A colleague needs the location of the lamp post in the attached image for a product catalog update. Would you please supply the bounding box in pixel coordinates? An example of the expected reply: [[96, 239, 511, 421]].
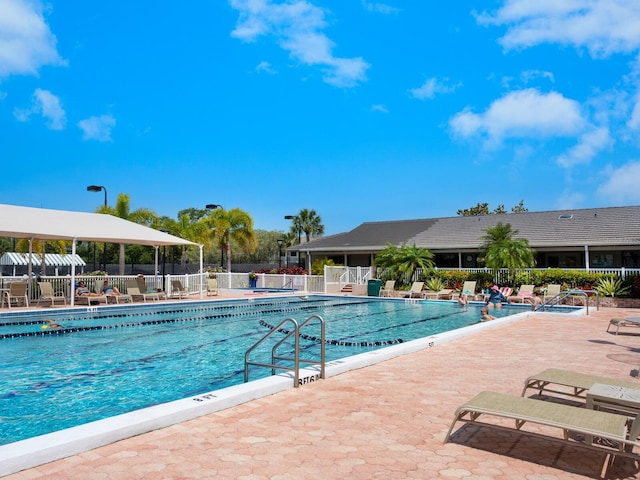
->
[[206, 204, 224, 267], [160, 229, 169, 291], [285, 214, 301, 267], [277, 238, 284, 268], [87, 185, 108, 272]]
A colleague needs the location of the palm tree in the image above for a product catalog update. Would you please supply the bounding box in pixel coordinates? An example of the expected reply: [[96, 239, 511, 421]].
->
[[208, 207, 257, 272], [480, 222, 535, 282], [170, 213, 210, 273], [374, 243, 434, 286], [16, 239, 69, 276], [96, 193, 158, 274], [292, 209, 324, 243]]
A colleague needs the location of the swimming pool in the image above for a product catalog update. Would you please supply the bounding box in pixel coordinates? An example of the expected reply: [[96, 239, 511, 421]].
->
[[0, 296, 528, 447]]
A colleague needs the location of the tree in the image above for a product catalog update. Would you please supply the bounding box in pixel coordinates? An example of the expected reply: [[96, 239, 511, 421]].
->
[[291, 208, 325, 243], [208, 207, 257, 272], [95, 193, 159, 274], [479, 222, 536, 281], [457, 200, 528, 216], [374, 243, 434, 286], [170, 213, 210, 273]]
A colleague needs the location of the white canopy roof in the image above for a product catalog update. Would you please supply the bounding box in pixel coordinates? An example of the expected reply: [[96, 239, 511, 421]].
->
[[0, 204, 196, 247]]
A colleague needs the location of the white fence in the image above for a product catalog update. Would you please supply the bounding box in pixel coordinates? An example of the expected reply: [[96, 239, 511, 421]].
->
[[1, 272, 326, 303]]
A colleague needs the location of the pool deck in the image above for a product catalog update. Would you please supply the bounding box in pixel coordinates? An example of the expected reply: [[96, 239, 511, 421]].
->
[[2, 298, 640, 479]]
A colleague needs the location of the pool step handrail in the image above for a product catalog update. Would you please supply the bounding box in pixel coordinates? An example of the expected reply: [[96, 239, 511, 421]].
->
[[244, 314, 325, 388], [536, 289, 597, 315]]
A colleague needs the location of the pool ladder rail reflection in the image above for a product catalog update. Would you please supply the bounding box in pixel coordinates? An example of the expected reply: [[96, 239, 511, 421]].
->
[[244, 314, 326, 388]]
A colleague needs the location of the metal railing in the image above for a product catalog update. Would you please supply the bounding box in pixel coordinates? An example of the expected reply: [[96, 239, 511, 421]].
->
[[244, 314, 326, 388]]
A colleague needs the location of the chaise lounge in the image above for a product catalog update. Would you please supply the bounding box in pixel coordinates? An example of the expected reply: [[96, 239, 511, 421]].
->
[[607, 317, 640, 335], [444, 391, 640, 463], [521, 367, 640, 399]]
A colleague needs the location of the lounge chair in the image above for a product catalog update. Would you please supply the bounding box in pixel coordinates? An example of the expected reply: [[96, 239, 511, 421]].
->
[[607, 317, 640, 335], [543, 284, 561, 302], [207, 278, 219, 296], [74, 281, 109, 305], [379, 280, 396, 297], [2, 282, 29, 308], [403, 281, 424, 298], [458, 281, 477, 301], [171, 280, 189, 299], [126, 280, 161, 302], [508, 284, 534, 303], [522, 368, 640, 399], [422, 288, 455, 300], [498, 287, 513, 298], [36, 281, 66, 307], [444, 391, 640, 462], [135, 278, 167, 299]]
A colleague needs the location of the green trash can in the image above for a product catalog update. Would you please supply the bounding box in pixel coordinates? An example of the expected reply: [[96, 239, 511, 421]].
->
[[367, 279, 382, 296]]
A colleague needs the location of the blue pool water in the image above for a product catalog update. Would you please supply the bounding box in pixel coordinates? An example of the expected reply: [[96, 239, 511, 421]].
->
[[0, 296, 519, 446]]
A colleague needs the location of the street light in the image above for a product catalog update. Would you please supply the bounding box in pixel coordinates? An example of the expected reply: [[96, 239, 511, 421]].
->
[[206, 204, 224, 267], [87, 185, 108, 272], [285, 214, 301, 267], [277, 238, 284, 268], [160, 229, 169, 291]]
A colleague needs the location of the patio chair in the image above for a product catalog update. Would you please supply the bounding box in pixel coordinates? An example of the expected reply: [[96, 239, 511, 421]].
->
[[521, 368, 640, 399], [379, 280, 396, 297], [207, 278, 219, 296], [607, 317, 640, 335], [37, 281, 66, 307], [3, 282, 29, 309], [444, 391, 640, 465], [126, 280, 161, 302], [508, 285, 534, 303], [543, 284, 561, 302], [74, 281, 109, 306], [171, 280, 189, 299], [135, 277, 167, 299], [458, 281, 477, 301], [403, 281, 424, 298]]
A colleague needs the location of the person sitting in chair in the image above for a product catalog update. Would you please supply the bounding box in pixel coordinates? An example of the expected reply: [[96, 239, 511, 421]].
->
[[102, 280, 121, 295], [76, 281, 101, 297]]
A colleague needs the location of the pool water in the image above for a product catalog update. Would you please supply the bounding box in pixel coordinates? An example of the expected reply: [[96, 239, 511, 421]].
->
[[0, 296, 516, 445]]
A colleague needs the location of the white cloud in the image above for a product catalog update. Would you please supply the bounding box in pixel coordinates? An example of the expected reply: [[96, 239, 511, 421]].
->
[[230, 0, 369, 88], [597, 161, 640, 203], [78, 114, 116, 142], [409, 77, 460, 100], [361, 1, 399, 15], [370, 104, 388, 113], [556, 127, 612, 167], [476, 0, 640, 58], [0, 0, 66, 78], [255, 60, 276, 74], [12, 88, 66, 129], [449, 88, 585, 146]]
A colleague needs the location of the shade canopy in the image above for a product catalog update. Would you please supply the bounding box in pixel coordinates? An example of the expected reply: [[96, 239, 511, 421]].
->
[[0, 204, 196, 247], [0, 252, 86, 267]]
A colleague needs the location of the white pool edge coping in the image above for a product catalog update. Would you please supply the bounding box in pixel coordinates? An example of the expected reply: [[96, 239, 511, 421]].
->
[[0, 306, 584, 477]]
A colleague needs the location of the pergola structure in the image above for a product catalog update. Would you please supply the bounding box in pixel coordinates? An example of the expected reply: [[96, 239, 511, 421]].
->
[[0, 204, 202, 304]]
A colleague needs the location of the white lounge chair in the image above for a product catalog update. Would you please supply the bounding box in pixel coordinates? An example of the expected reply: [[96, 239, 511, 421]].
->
[[37, 282, 66, 307]]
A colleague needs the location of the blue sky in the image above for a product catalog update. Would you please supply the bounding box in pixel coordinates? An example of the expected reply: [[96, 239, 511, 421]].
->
[[2, 1, 640, 236]]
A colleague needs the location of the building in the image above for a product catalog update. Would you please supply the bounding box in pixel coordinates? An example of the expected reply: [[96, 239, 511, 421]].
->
[[288, 205, 640, 270]]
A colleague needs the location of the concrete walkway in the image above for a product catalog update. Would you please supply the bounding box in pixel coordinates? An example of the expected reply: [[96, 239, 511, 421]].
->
[[4, 306, 640, 479]]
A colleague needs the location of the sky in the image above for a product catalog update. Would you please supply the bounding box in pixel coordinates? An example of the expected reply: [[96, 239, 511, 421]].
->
[[2, 0, 640, 236]]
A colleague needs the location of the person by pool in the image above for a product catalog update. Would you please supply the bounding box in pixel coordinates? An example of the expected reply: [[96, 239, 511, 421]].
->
[[480, 307, 497, 321], [102, 280, 122, 295], [42, 319, 64, 329], [76, 281, 102, 297], [486, 285, 509, 309]]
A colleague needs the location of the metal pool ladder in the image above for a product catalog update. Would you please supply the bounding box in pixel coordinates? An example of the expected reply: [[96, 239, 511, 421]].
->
[[244, 314, 326, 388]]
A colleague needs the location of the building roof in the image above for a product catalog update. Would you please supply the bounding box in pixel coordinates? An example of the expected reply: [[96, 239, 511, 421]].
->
[[290, 205, 640, 253]]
